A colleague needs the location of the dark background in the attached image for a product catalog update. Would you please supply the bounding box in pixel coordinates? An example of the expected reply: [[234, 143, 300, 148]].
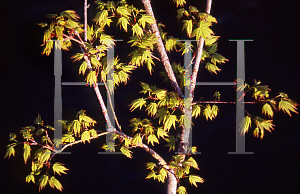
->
[[0, 0, 299, 193]]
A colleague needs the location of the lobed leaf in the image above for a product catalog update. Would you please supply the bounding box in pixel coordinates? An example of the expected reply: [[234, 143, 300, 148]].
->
[[38, 175, 49, 192], [146, 162, 157, 170], [129, 98, 147, 111], [156, 127, 168, 139], [182, 20, 193, 37], [132, 23, 143, 37], [278, 99, 298, 117], [23, 143, 31, 164], [177, 186, 187, 194], [49, 176, 63, 192], [147, 134, 159, 146], [189, 175, 204, 187], [120, 146, 133, 158], [53, 162, 69, 176], [4, 145, 15, 159], [25, 173, 35, 183], [132, 133, 142, 146], [164, 114, 177, 131], [205, 62, 221, 74], [81, 131, 91, 144], [146, 102, 157, 117], [262, 103, 274, 118]]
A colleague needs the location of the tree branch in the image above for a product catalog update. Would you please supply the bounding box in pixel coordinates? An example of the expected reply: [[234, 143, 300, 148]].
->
[[141, 0, 184, 98], [190, 0, 212, 97]]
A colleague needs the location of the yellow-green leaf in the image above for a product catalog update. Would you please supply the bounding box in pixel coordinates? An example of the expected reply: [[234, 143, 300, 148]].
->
[[117, 17, 129, 32], [62, 133, 75, 143], [164, 114, 177, 131], [205, 62, 221, 74], [25, 173, 35, 183], [192, 104, 201, 118], [53, 162, 69, 176], [132, 133, 142, 146], [240, 116, 252, 135], [182, 20, 192, 37], [211, 53, 228, 65], [132, 23, 143, 37], [81, 131, 91, 144], [116, 6, 130, 17], [38, 175, 49, 191], [85, 71, 97, 86], [89, 129, 98, 138], [129, 98, 147, 111], [158, 168, 167, 182], [146, 102, 157, 117], [147, 134, 159, 146], [278, 99, 298, 117], [192, 20, 213, 40], [146, 162, 156, 170], [120, 146, 133, 158], [4, 145, 15, 159], [39, 149, 51, 165], [177, 186, 187, 194], [189, 175, 204, 187], [49, 176, 63, 192], [157, 127, 168, 139], [79, 61, 87, 75], [23, 143, 31, 164], [262, 103, 274, 118]]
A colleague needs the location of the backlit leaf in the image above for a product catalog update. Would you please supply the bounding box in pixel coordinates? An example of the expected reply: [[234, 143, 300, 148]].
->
[[25, 173, 35, 183], [48, 176, 63, 192], [192, 20, 213, 40], [164, 114, 177, 131], [146, 102, 157, 117], [120, 146, 133, 158], [240, 116, 252, 135], [53, 162, 69, 176], [62, 133, 75, 143], [278, 99, 298, 117], [81, 131, 91, 144], [89, 129, 98, 138], [132, 23, 143, 37], [23, 143, 31, 164], [205, 62, 221, 74], [157, 127, 168, 139], [4, 145, 15, 159], [158, 168, 167, 183], [185, 157, 199, 170], [179, 114, 192, 129], [262, 103, 274, 118], [129, 98, 147, 111], [189, 175, 204, 187], [116, 6, 130, 17], [146, 171, 156, 179], [38, 175, 49, 192], [140, 15, 155, 28], [132, 133, 142, 146], [211, 53, 228, 65], [146, 162, 157, 170], [182, 20, 192, 37], [117, 17, 129, 32], [85, 71, 97, 87], [192, 104, 201, 118], [177, 186, 187, 194], [173, 0, 186, 7], [79, 61, 87, 75], [147, 134, 159, 146], [39, 149, 51, 165]]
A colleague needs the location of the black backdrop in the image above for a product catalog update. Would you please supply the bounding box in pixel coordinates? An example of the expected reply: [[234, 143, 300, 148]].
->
[[0, 0, 299, 193]]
